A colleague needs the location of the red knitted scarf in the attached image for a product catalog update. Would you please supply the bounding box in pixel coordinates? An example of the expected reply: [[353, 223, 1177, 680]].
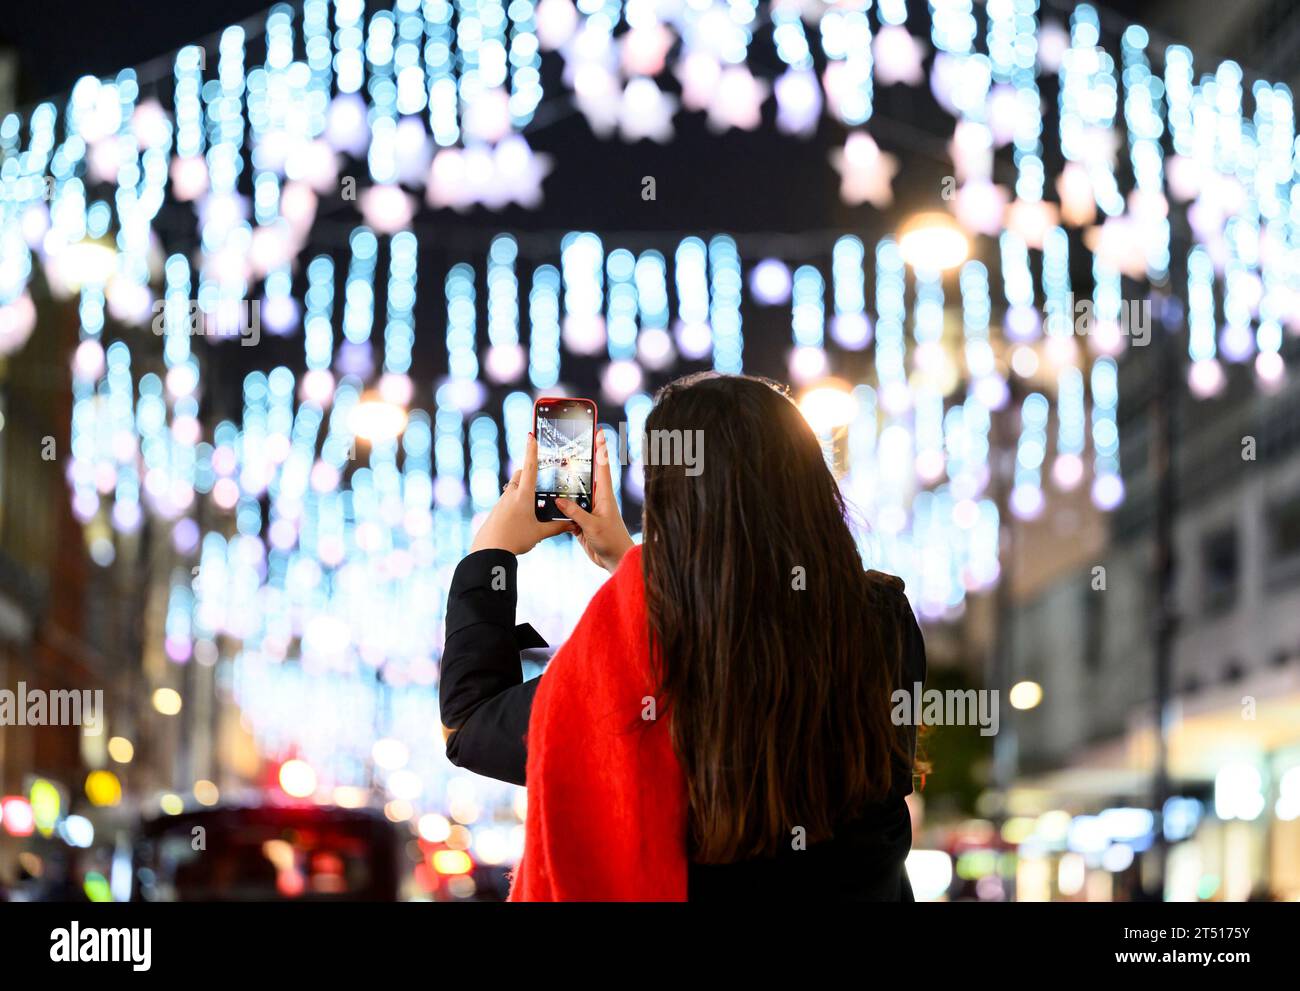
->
[[509, 544, 688, 901]]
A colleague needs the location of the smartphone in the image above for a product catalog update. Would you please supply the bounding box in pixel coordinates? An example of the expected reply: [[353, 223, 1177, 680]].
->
[[533, 397, 597, 522]]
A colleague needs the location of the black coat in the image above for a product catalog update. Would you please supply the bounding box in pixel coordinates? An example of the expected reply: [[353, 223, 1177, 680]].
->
[[439, 549, 927, 901]]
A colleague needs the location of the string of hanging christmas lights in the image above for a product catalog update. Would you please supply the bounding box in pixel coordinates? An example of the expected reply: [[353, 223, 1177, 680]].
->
[[1, 0, 1298, 834]]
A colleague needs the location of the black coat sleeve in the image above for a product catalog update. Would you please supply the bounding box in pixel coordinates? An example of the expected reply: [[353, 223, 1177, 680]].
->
[[439, 549, 547, 786]]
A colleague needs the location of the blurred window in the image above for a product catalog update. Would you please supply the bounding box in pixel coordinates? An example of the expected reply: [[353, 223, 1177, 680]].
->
[[1201, 526, 1239, 615], [1266, 496, 1300, 591]]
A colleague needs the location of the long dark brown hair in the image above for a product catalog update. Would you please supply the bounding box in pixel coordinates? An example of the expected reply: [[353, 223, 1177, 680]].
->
[[641, 372, 912, 863]]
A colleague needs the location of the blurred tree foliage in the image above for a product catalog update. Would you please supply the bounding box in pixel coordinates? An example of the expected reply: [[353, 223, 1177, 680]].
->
[[913, 665, 994, 818]]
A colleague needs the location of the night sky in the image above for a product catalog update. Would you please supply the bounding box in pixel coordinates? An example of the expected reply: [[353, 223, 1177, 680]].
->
[[1, 1, 1174, 101], [0, 0, 1180, 415]]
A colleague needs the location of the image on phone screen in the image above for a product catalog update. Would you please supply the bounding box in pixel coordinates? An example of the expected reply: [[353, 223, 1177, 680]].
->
[[534, 399, 596, 521]]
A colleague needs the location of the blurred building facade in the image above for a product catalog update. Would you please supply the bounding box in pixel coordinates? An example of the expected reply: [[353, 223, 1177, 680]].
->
[[982, 0, 1300, 905], [0, 290, 250, 895], [1003, 352, 1300, 901]]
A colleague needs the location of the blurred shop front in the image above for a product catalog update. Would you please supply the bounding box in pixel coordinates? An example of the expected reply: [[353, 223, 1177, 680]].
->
[[1000, 665, 1300, 902]]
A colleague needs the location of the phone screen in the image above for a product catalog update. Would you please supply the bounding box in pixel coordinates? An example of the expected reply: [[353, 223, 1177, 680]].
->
[[533, 398, 596, 521]]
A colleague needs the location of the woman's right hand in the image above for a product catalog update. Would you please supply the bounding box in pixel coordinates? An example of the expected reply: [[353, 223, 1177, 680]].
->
[[470, 433, 573, 556], [556, 430, 635, 574]]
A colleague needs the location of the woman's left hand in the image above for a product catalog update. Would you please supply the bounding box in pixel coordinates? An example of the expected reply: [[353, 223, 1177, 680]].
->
[[470, 432, 575, 556], [554, 430, 634, 574]]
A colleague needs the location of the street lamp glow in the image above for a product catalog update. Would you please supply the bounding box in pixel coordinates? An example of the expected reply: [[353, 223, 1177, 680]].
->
[[152, 688, 183, 715], [799, 379, 857, 433], [898, 212, 970, 272], [1009, 680, 1043, 710], [350, 392, 408, 443], [107, 736, 134, 763], [59, 239, 119, 289], [418, 813, 452, 842], [279, 759, 317, 799]]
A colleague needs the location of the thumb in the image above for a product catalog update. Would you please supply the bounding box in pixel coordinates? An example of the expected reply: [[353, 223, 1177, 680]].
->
[[537, 520, 573, 540], [555, 497, 595, 528]]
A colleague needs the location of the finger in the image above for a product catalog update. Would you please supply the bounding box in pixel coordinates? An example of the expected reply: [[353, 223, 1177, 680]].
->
[[537, 520, 571, 540], [555, 497, 595, 528], [522, 432, 539, 491], [503, 469, 523, 492], [592, 431, 617, 511]]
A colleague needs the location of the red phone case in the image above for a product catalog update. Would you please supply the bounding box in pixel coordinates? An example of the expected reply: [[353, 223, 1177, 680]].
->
[[532, 397, 598, 522]]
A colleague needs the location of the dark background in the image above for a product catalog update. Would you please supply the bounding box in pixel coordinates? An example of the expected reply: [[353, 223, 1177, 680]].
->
[[0, 0, 1158, 102], [0, 0, 1160, 236], [0, 0, 1199, 473]]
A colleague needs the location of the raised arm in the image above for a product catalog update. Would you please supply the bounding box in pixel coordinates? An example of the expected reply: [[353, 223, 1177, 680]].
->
[[439, 549, 546, 786], [442, 428, 633, 785]]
